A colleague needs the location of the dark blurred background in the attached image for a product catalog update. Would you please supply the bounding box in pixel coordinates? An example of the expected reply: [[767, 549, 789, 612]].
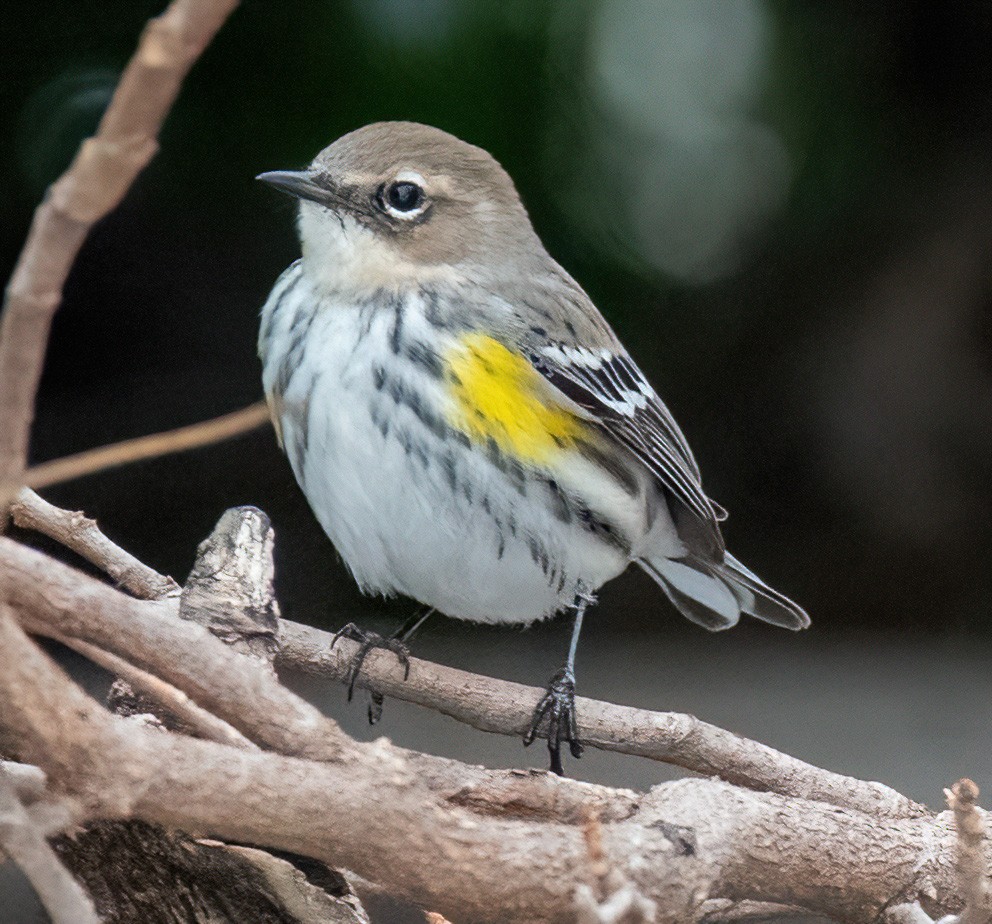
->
[[2, 0, 992, 918]]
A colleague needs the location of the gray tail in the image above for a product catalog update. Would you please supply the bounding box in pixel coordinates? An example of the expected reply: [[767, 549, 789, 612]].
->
[[639, 552, 810, 632]]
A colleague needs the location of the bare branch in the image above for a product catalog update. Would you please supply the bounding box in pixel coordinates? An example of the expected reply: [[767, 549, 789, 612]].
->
[[277, 618, 922, 818], [0, 0, 241, 521], [0, 608, 672, 923], [4, 500, 980, 921], [0, 535, 353, 762], [51, 627, 257, 750], [33, 507, 273, 750], [41, 506, 361, 924], [23, 400, 270, 492], [11, 488, 180, 599], [0, 607, 983, 924], [0, 493, 922, 818]]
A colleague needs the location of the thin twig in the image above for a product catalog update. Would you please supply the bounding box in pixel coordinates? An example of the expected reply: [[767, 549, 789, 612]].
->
[[11, 487, 180, 599], [0, 670, 100, 924], [945, 779, 991, 924], [0, 0, 241, 521], [23, 400, 270, 491]]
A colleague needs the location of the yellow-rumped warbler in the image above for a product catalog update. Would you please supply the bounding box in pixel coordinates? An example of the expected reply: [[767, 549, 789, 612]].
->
[[257, 122, 809, 773]]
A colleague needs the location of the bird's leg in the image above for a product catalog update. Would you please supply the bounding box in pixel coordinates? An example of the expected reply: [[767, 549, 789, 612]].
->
[[524, 591, 592, 775], [330, 608, 433, 723]]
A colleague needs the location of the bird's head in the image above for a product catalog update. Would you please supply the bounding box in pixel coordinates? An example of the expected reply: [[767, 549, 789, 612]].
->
[[258, 122, 541, 293]]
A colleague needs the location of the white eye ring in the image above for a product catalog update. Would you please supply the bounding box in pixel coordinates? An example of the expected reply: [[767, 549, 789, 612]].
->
[[380, 171, 429, 221]]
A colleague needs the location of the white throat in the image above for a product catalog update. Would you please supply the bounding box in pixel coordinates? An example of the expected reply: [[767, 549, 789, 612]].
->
[[297, 202, 461, 294]]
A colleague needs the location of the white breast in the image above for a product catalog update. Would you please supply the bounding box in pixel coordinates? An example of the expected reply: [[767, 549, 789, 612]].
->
[[259, 268, 646, 623]]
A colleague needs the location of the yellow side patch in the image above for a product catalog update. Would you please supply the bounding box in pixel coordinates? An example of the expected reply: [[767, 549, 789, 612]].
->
[[444, 333, 585, 464]]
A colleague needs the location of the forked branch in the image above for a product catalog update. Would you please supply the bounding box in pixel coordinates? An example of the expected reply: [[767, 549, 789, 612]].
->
[[2, 506, 920, 819], [0, 603, 983, 924], [1, 502, 988, 922]]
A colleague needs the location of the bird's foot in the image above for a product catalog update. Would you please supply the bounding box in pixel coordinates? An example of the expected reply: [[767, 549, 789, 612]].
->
[[523, 665, 583, 775], [330, 623, 411, 724]]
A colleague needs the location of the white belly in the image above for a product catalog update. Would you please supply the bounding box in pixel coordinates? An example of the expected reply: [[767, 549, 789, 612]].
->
[[260, 269, 654, 624]]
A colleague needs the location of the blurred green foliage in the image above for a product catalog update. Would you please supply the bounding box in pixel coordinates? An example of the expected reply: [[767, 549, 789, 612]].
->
[[2, 0, 991, 635]]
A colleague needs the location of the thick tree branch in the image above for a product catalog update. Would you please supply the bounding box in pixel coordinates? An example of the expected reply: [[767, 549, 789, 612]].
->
[[0, 607, 983, 923], [51, 626, 258, 750], [2, 506, 989, 919], [6, 494, 923, 819], [41, 507, 363, 923], [0, 0, 240, 520], [277, 618, 922, 819], [0, 536, 353, 763]]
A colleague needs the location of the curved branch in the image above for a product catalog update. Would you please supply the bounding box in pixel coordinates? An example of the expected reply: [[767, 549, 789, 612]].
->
[[0, 0, 240, 520]]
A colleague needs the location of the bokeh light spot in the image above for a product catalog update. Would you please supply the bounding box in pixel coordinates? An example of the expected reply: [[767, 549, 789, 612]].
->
[[16, 67, 118, 196]]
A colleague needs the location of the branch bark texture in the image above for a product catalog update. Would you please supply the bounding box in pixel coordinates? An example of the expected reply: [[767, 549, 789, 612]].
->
[[11, 488, 180, 599], [0, 753, 99, 924], [0, 605, 982, 923], [1, 504, 988, 921], [277, 618, 922, 819], [0, 528, 921, 821]]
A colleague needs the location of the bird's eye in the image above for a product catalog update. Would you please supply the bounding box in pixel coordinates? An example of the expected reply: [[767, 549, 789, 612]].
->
[[385, 181, 424, 213]]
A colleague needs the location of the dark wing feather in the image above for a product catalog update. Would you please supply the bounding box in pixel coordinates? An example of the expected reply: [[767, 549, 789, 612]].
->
[[531, 344, 725, 552]]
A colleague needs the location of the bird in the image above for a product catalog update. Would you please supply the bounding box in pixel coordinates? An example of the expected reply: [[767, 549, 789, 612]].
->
[[257, 121, 809, 774]]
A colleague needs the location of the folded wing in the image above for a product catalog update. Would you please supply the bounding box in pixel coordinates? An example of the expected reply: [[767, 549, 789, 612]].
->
[[528, 342, 809, 632], [530, 343, 724, 552]]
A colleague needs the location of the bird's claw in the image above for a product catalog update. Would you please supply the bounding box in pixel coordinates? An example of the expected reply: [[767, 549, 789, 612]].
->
[[330, 622, 411, 723], [524, 666, 583, 775]]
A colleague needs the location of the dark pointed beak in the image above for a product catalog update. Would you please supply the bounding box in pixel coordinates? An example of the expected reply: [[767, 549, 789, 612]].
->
[[256, 170, 334, 207]]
